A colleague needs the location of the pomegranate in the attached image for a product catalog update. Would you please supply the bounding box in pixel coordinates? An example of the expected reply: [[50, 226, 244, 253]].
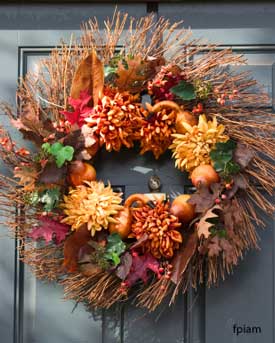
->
[[68, 161, 96, 186], [191, 164, 220, 188], [170, 194, 195, 224]]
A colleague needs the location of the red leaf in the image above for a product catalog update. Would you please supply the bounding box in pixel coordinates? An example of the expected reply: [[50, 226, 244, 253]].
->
[[125, 252, 160, 286], [61, 90, 93, 127], [29, 216, 69, 244], [170, 231, 198, 284]]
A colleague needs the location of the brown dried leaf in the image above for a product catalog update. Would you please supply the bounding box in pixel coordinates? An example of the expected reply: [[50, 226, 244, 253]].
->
[[116, 55, 158, 93], [188, 183, 221, 213], [70, 50, 104, 106], [233, 143, 254, 169], [14, 166, 38, 191], [11, 104, 51, 145], [219, 238, 237, 264], [171, 231, 198, 284], [197, 205, 221, 239], [226, 174, 247, 199], [207, 236, 222, 257]]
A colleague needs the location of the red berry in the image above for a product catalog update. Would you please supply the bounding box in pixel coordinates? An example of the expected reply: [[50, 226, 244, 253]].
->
[[225, 183, 232, 190], [215, 198, 221, 204], [158, 267, 164, 274], [121, 282, 127, 288], [220, 99, 225, 106], [164, 274, 171, 280], [221, 194, 227, 200], [132, 251, 138, 258]]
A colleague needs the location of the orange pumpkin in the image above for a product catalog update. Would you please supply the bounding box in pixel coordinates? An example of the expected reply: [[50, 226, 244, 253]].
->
[[109, 194, 149, 239]]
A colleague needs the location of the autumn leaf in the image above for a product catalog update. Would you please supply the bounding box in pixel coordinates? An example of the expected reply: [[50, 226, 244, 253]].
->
[[207, 236, 222, 257], [125, 252, 161, 286], [116, 252, 133, 280], [61, 90, 93, 127], [29, 216, 69, 244], [197, 205, 221, 239], [38, 162, 67, 184], [63, 224, 91, 272], [188, 183, 221, 213], [226, 174, 247, 199], [115, 55, 155, 93], [219, 238, 237, 264], [171, 231, 198, 284], [11, 103, 52, 145], [70, 51, 104, 106], [14, 165, 38, 191], [233, 143, 254, 169]]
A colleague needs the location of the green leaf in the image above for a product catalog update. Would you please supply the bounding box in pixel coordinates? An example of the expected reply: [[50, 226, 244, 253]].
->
[[49, 142, 63, 155], [104, 65, 117, 78], [41, 142, 74, 168], [170, 80, 196, 101], [29, 190, 40, 205], [42, 142, 51, 154], [55, 145, 74, 168], [104, 233, 126, 266], [210, 140, 240, 177], [40, 188, 60, 212]]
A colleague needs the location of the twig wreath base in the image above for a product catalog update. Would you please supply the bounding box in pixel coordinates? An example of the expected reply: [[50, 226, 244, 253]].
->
[[0, 11, 274, 312]]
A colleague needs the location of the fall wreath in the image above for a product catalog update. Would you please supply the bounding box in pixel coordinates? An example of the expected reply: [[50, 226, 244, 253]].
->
[[0, 12, 274, 312]]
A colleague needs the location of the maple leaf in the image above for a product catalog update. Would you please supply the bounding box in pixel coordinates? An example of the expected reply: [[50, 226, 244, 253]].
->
[[61, 90, 93, 127], [197, 205, 221, 239], [125, 252, 161, 286], [29, 216, 69, 244], [70, 51, 104, 106], [115, 55, 156, 93], [188, 183, 221, 213], [14, 165, 38, 191]]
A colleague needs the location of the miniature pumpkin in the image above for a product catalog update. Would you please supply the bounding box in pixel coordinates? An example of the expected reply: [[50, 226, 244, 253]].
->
[[109, 194, 149, 239]]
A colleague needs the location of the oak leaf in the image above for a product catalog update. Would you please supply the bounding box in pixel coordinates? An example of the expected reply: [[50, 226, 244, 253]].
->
[[197, 205, 221, 239], [188, 183, 221, 213], [70, 50, 104, 106]]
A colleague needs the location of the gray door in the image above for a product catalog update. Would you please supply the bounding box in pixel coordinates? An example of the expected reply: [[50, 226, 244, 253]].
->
[[0, 3, 274, 343]]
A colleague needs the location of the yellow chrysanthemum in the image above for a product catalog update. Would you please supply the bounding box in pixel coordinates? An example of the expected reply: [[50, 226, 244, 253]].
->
[[61, 181, 123, 236], [169, 114, 229, 172]]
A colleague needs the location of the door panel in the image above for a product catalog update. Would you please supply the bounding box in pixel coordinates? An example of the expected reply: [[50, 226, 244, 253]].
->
[[0, 4, 274, 343]]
